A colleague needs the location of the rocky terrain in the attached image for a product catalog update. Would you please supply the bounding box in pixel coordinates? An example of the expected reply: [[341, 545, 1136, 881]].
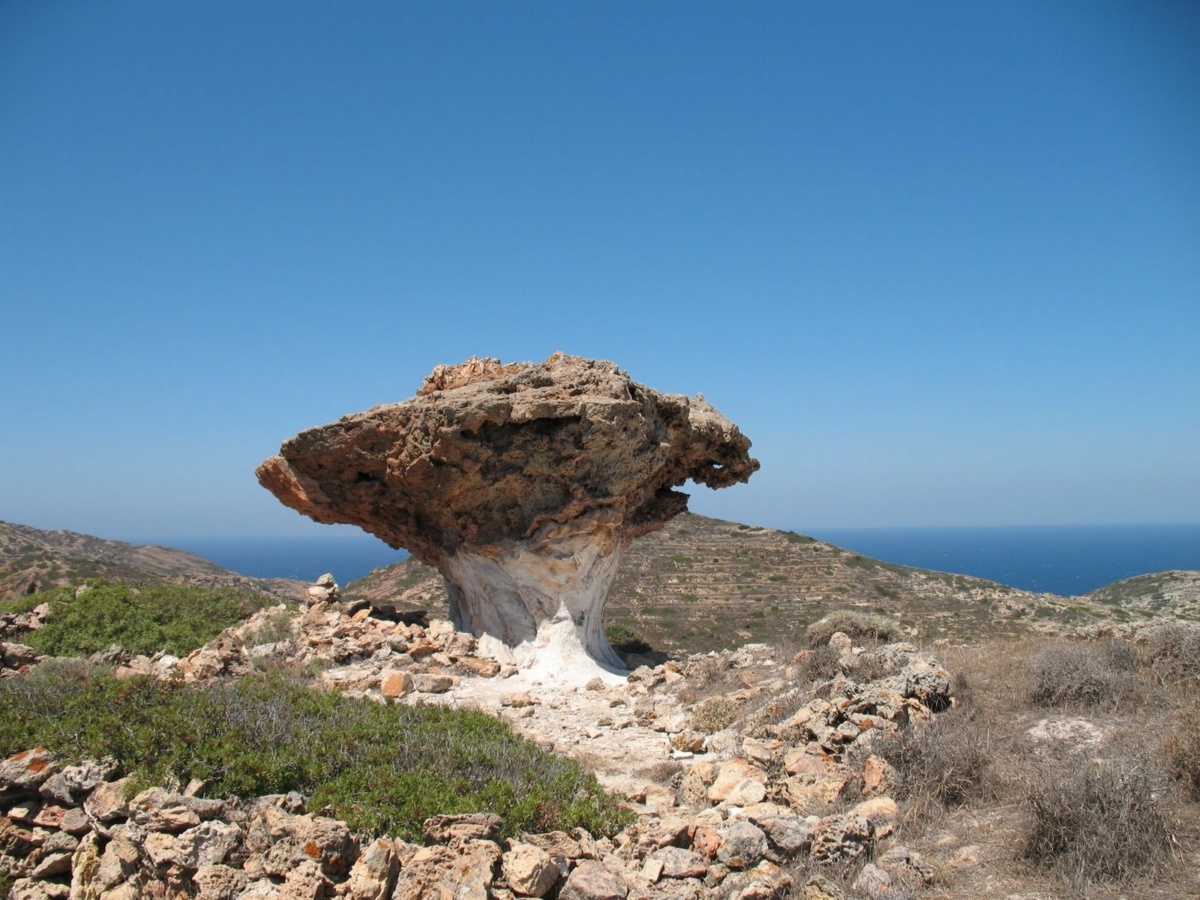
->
[[0, 522, 306, 606], [346, 513, 1194, 653], [0, 581, 956, 900], [3, 552, 1200, 897]]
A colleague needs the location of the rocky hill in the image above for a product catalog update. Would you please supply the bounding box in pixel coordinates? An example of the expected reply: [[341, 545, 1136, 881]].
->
[[0, 521, 305, 604], [346, 513, 1195, 652], [1085, 569, 1200, 619]]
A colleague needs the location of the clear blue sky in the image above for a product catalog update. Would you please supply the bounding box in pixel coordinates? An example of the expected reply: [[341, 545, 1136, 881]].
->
[[2, 1, 1197, 540]]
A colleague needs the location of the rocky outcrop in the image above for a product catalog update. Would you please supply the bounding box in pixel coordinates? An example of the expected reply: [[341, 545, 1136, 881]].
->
[[257, 354, 758, 677]]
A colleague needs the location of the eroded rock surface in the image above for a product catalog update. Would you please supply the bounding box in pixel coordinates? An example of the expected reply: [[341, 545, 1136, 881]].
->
[[257, 354, 758, 676]]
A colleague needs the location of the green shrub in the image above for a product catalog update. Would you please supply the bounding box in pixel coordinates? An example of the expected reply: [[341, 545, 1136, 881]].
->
[[20, 580, 271, 658], [1021, 757, 1172, 884], [806, 610, 904, 647], [0, 664, 633, 841]]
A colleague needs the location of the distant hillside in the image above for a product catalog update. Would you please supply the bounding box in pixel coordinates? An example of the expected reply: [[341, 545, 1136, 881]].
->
[[1086, 570, 1200, 620], [0, 521, 306, 603], [347, 513, 1186, 653]]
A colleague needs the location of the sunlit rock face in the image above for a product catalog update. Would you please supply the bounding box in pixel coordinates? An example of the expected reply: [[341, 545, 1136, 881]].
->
[[257, 353, 758, 679]]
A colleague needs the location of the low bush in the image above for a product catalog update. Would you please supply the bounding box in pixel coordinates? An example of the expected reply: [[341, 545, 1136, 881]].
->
[[0, 663, 634, 841], [1027, 642, 1142, 710], [689, 697, 738, 733], [795, 645, 842, 682], [1021, 757, 1172, 885], [1164, 707, 1200, 800], [19, 580, 272, 658], [875, 707, 993, 810], [806, 610, 904, 648], [1141, 623, 1200, 685]]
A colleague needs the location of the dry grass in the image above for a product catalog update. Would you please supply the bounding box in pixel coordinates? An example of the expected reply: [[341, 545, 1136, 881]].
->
[[1164, 705, 1200, 800], [864, 636, 1200, 899], [688, 696, 738, 733], [1027, 641, 1146, 710], [874, 706, 995, 814], [1020, 756, 1174, 886], [1141, 622, 1200, 685], [806, 610, 905, 648]]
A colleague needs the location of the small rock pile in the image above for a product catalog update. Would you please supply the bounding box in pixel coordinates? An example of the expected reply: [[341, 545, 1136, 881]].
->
[[0, 749, 621, 900], [0, 603, 49, 678], [0, 742, 931, 900]]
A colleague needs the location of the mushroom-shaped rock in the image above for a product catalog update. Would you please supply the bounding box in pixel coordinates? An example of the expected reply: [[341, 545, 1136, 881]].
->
[[257, 353, 758, 679]]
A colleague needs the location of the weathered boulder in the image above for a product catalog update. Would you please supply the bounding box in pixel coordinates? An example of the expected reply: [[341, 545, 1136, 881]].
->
[[502, 842, 559, 897], [258, 354, 757, 678]]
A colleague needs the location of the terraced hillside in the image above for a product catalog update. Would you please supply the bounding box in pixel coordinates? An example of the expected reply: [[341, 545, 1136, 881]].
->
[[346, 513, 1175, 653], [0, 521, 305, 604]]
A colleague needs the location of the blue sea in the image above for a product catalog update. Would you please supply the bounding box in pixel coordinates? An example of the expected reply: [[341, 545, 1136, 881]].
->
[[809, 523, 1200, 597], [165, 536, 410, 585], [164, 523, 1200, 597]]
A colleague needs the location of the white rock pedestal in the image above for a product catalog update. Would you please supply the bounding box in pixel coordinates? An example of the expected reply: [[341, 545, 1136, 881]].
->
[[440, 512, 627, 682]]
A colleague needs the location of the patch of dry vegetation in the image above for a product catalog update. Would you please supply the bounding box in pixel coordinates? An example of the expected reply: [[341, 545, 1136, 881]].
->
[[877, 624, 1200, 898], [874, 706, 995, 814], [805, 609, 906, 647]]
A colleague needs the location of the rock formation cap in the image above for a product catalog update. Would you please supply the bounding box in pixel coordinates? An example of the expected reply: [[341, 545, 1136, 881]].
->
[[256, 353, 758, 566]]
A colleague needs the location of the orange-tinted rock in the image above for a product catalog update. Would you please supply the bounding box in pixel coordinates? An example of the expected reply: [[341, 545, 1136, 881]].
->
[[258, 354, 757, 676]]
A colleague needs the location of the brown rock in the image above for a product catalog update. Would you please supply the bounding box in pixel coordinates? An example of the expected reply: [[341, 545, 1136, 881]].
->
[[346, 838, 398, 900], [861, 755, 898, 797], [393, 840, 500, 900], [193, 863, 250, 900], [691, 826, 723, 859], [278, 859, 329, 900], [69, 831, 102, 898], [0, 747, 58, 790], [96, 834, 140, 889], [380, 671, 414, 697], [0, 642, 40, 668], [422, 813, 502, 845], [7, 880, 70, 900], [457, 657, 502, 677], [84, 777, 133, 822], [257, 354, 757, 673], [677, 762, 717, 808], [707, 760, 767, 804], [811, 813, 874, 865], [558, 861, 627, 900], [31, 850, 72, 878], [716, 821, 768, 870], [518, 831, 583, 860], [853, 796, 899, 838], [59, 807, 93, 835], [778, 774, 848, 814], [651, 846, 708, 879], [502, 843, 558, 897], [412, 674, 455, 693], [31, 803, 67, 829]]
